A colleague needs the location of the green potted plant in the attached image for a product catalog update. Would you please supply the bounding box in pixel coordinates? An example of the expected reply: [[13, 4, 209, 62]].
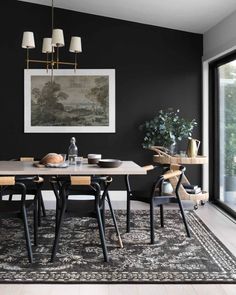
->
[[139, 109, 197, 154]]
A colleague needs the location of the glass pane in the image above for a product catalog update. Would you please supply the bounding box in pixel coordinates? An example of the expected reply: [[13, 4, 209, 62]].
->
[[219, 60, 236, 210]]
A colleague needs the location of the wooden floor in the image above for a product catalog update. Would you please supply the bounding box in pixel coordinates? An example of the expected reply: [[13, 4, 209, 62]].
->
[[1, 202, 236, 294]]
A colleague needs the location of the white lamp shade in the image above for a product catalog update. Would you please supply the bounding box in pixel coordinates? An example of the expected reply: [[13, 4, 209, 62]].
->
[[22, 31, 35, 49], [42, 38, 54, 53], [52, 29, 64, 47], [69, 36, 82, 53]]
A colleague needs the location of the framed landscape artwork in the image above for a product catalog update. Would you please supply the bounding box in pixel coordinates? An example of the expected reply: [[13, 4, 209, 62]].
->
[[24, 69, 115, 133]]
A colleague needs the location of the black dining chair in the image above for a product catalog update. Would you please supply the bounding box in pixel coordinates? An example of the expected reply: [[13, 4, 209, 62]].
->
[[126, 164, 191, 244], [9, 157, 46, 226], [50, 175, 123, 263], [0, 176, 38, 263]]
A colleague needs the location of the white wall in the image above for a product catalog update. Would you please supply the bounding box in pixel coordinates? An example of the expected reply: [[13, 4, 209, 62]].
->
[[203, 10, 236, 61]]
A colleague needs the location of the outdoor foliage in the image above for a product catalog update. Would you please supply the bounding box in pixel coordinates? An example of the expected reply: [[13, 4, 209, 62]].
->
[[222, 64, 236, 176]]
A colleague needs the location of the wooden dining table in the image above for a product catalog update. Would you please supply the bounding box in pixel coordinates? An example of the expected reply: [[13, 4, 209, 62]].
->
[[0, 160, 146, 176], [0, 159, 146, 262]]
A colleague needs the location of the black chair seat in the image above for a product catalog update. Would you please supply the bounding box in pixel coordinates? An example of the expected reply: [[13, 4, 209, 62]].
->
[[130, 190, 177, 204], [66, 199, 96, 218], [153, 195, 177, 205], [0, 200, 35, 215], [129, 190, 152, 202], [55, 186, 98, 216], [1, 186, 37, 200]]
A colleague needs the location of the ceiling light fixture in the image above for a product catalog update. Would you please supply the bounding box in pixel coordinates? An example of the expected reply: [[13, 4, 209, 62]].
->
[[21, 0, 82, 74]]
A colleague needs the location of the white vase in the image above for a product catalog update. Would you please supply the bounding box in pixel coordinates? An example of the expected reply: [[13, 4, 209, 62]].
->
[[162, 181, 173, 194]]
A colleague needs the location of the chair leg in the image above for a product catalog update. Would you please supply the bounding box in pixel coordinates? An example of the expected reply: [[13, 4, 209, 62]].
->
[[33, 196, 38, 246], [125, 175, 132, 233], [22, 206, 33, 263], [150, 199, 155, 244], [101, 201, 105, 233], [55, 200, 60, 234], [160, 204, 164, 227], [37, 190, 46, 227], [96, 204, 109, 262], [41, 195, 46, 217], [126, 195, 131, 233], [106, 193, 123, 248], [176, 196, 191, 238], [51, 182, 61, 233], [51, 200, 66, 262], [38, 191, 42, 227]]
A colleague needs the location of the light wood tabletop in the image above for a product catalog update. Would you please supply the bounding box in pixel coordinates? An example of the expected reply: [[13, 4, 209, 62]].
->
[[153, 154, 208, 164], [0, 161, 146, 176]]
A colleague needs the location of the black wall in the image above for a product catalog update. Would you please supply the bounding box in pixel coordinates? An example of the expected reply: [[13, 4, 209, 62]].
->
[[0, 1, 203, 189]]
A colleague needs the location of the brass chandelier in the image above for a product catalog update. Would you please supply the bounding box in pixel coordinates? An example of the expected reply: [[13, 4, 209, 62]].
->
[[21, 0, 82, 72]]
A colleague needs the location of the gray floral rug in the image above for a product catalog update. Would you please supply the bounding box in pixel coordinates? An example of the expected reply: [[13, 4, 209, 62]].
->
[[0, 209, 236, 283]]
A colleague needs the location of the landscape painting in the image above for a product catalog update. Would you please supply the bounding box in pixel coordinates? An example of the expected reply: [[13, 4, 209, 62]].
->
[[24, 69, 115, 133]]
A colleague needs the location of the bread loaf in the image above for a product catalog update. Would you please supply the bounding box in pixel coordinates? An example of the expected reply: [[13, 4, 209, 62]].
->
[[40, 153, 63, 165]]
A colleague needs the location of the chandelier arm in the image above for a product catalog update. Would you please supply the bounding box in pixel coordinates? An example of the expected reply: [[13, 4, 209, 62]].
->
[[27, 59, 51, 64], [27, 59, 77, 66], [55, 61, 77, 66]]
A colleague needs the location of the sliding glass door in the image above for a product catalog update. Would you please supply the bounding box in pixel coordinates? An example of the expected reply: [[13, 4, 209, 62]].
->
[[210, 53, 236, 216]]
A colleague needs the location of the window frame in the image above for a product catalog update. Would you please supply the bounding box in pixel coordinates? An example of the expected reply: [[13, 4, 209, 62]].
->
[[209, 51, 236, 218]]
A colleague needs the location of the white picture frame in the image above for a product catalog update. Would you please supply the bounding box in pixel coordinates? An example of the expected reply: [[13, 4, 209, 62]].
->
[[24, 69, 115, 133]]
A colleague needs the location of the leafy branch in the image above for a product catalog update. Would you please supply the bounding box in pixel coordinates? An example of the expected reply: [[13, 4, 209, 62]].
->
[[139, 109, 197, 149]]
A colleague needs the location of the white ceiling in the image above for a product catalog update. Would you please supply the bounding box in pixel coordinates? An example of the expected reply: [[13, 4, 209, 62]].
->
[[18, 0, 236, 33]]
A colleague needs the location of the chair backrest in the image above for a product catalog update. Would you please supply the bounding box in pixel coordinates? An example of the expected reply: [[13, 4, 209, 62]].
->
[[0, 177, 26, 201], [125, 164, 185, 197], [70, 176, 91, 186], [51, 175, 110, 205], [163, 164, 183, 180], [142, 165, 155, 172], [0, 177, 15, 186], [126, 164, 158, 194], [20, 157, 34, 162], [60, 175, 101, 196], [149, 164, 185, 197], [16, 157, 43, 184], [58, 175, 102, 206]]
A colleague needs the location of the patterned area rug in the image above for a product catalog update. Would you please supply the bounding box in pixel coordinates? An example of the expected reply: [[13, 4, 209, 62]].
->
[[0, 209, 236, 283]]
